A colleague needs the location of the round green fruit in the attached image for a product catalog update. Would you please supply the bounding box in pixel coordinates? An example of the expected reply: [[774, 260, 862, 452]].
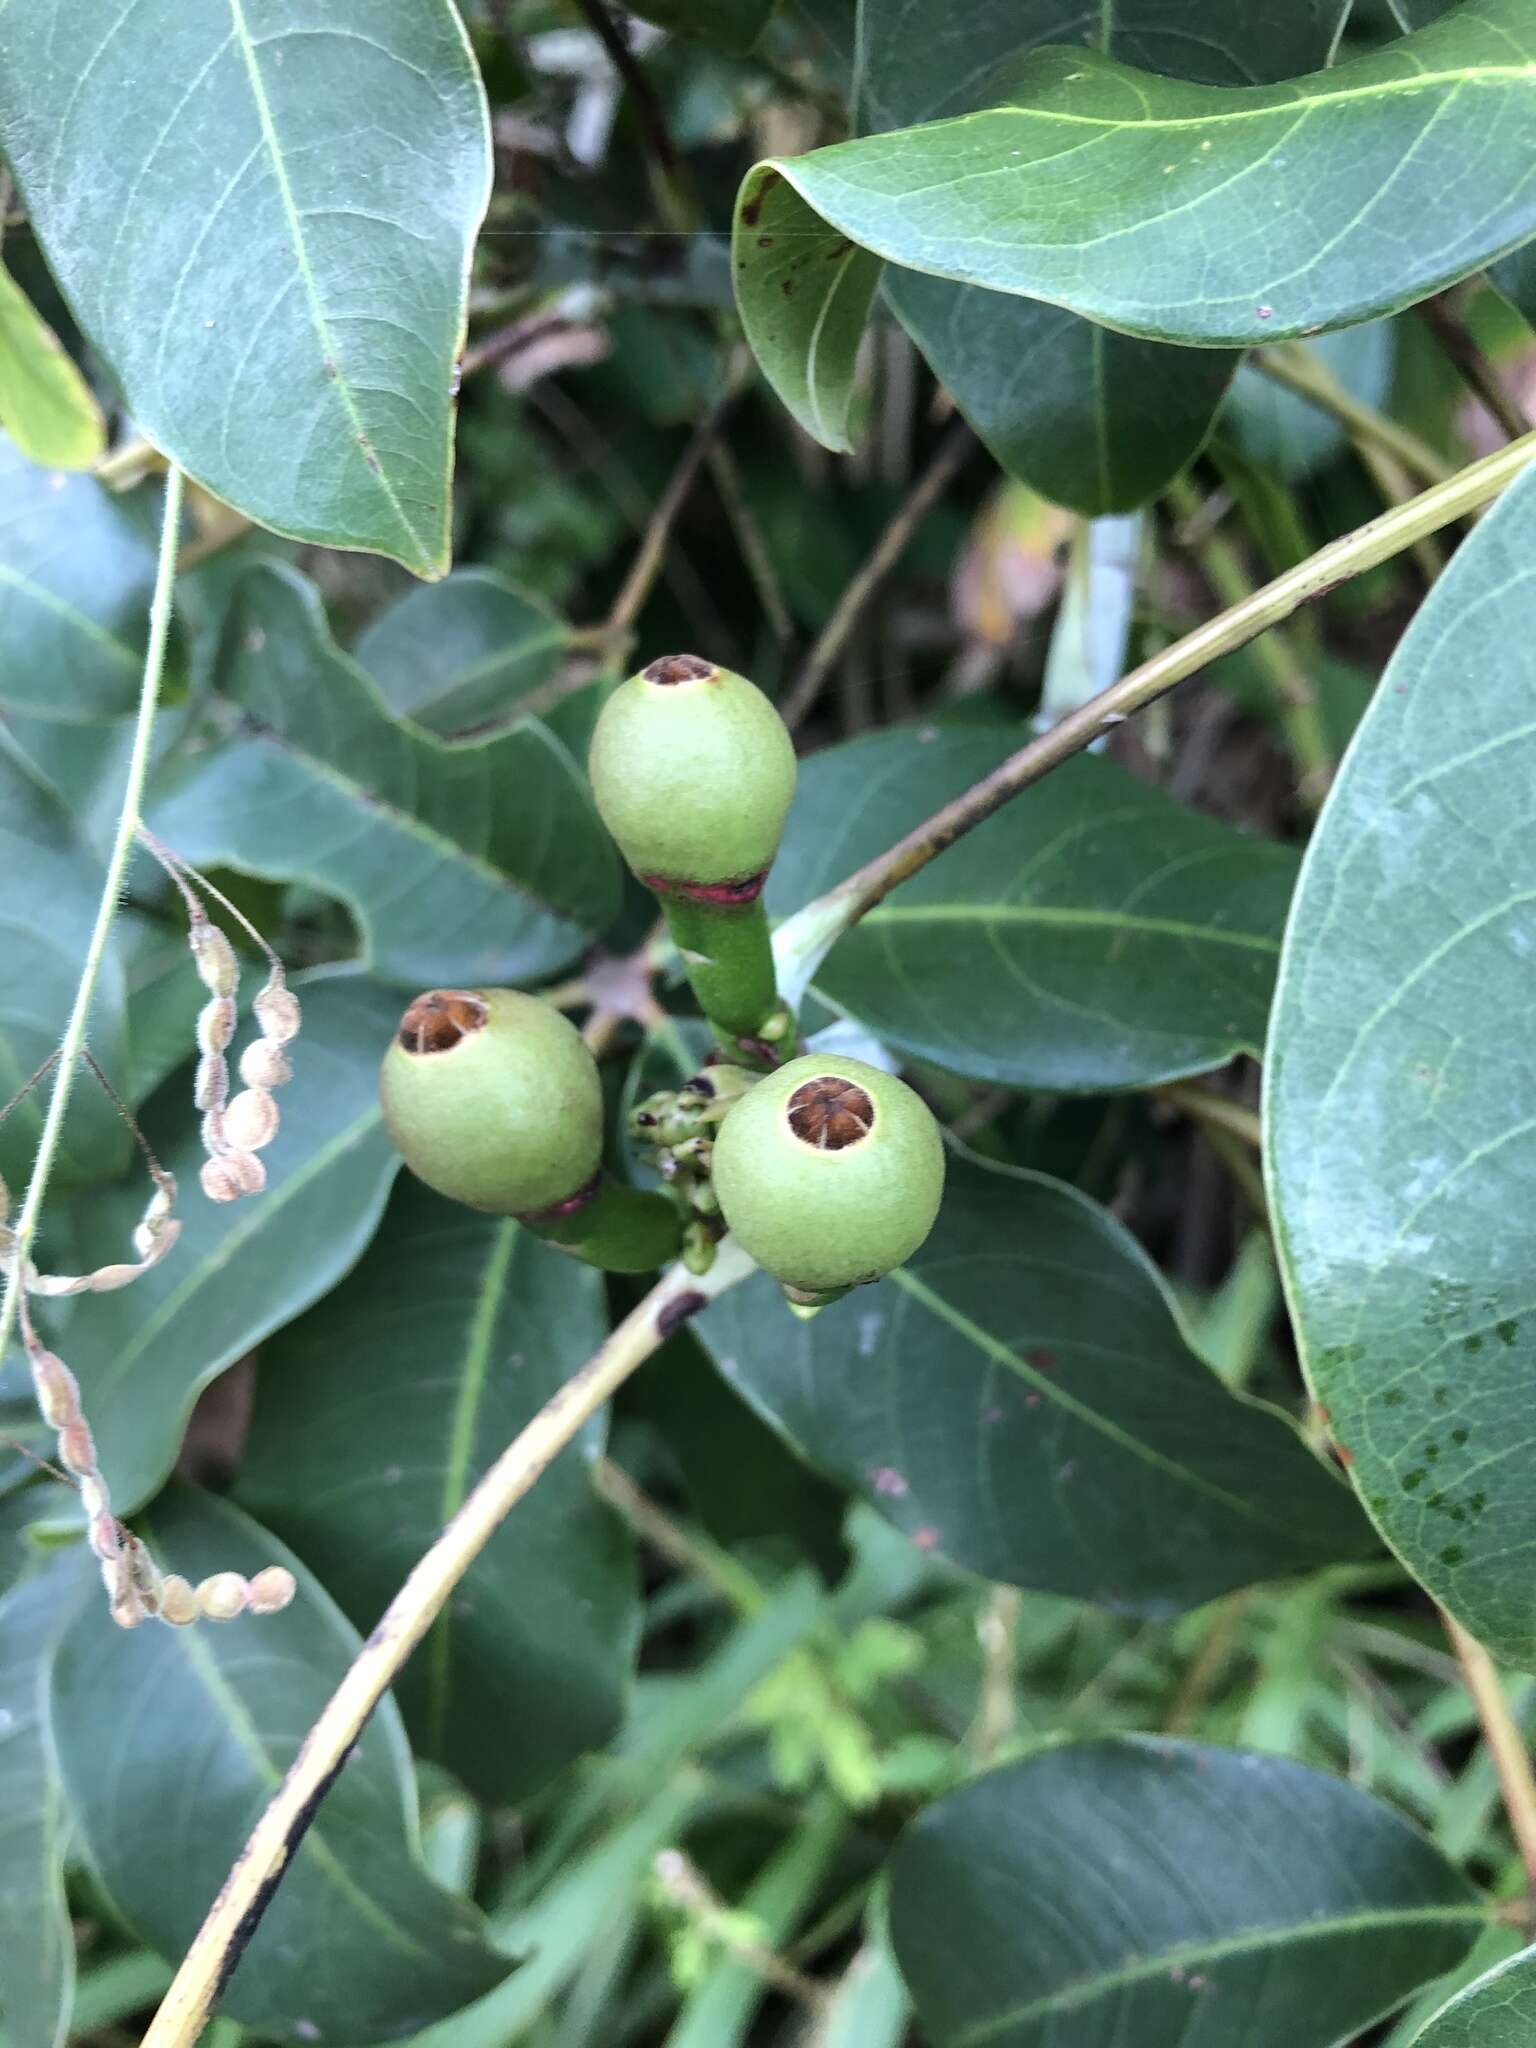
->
[[711, 1054, 945, 1294], [587, 653, 796, 888], [381, 988, 602, 1215]]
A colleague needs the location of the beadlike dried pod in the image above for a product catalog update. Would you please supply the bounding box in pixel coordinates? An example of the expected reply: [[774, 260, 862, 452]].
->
[[190, 918, 239, 998], [197, 996, 237, 1057], [158, 1574, 200, 1627], [239, 1039, 292, 1089], [194, 1051, 229, 1115], [89, 1511, 120, 1560], [246, 1565, 297, 1615], [196, 1572, 250, 1622], [200, 1150, 267, 1203], [58, 1417, 97, 1476], [223, 1087, 280, 1152], [712, 1054, 945, 1296], [254, 976, 302, 1045], [28, 1346, 80, 1430]]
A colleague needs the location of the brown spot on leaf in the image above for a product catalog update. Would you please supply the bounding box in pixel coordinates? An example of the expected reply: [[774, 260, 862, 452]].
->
[[740, 170, 781, 229], [397, 989, 487, 1054], [786, 1075, 875, 1151]]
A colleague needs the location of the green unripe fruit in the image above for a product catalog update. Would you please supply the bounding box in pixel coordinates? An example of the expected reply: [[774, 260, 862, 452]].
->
[[587, 653, 796, 889], [381, 988, 601, 1215], [711, 1054, 945, 1295]]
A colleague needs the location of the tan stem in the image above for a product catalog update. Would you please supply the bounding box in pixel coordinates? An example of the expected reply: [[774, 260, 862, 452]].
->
[[780, 428, 1536, 970], [1443, 1610, 1536, 1898], [1253, 344, 1453, 489], [140, 1247, 755, 2048]]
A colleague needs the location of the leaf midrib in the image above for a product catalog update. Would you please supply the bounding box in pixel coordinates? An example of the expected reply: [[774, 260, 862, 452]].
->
[[948, 1901, 1488, 2046], [425, 1220, 519, 1754], [892, 1266, 1313, 1535], [856, 903, 1280, 950], [225, 0, 427, 571]]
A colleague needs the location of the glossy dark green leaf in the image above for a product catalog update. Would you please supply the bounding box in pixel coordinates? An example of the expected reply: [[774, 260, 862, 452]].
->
[[0, 436, 153, 722], [45, 976, 401, 1517], [888, 1739, 1486, 2048], [695, 1156, 1373, 1612], [0, 746, 133, 1190], [736, 0, 1536, 450], [51, 1489, 509, 2042], [1267, 461, 1536, 1668], [0, 262, 104, 471], [1408, 1945, 1536, 2043], [149, 564, 620, 986], [238, 1177, 636, 1806], [352, 568, 571, 737], [770, 732, 1298, 1090], [1491, 243, 1536, 327], [627, 0, 775, 52], [863, 3, 1348, 513], [0, 1559, 87, 2048], [0, 3, 490, 573]]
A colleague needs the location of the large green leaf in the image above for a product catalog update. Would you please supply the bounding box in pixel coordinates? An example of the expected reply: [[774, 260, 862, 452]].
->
[[43, 976, 401, 1516], [1408, 1945, 1536, 2043], [0, 261, 104, 471], [1266, 461, 1536, 1668], [888, 1739, 1486, 2048], [0, 3, 489, 574], [149, 564, 620, 986], [770, 733, 1298, 1090], [0, 746, 133, 1190], [0, 436, 154, 722], [51, 1489, 509, 2042], [735, 0, 1536, 450], [352, 568, 571, 738], [238, 1177, 637, 1807], [0, 1560, 86, 2048], [694, 1156, 1372, 1612], [862, 2, 1348, 513]]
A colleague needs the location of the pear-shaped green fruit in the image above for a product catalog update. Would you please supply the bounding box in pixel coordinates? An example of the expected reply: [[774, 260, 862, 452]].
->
[[588, 653, 796, 888], [381, 988, 601, 1214], [711, 1054, 945, 1294]]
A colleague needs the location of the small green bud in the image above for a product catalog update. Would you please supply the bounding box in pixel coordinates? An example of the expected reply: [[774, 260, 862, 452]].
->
[[381, 988, 602, 1215], [588, 654, 796, 890], [711, 1054, 945, 1295]]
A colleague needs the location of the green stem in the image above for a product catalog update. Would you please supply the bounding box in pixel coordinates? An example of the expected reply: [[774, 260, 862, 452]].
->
[[0, 465, 183, 1376], [523, 1172, 684, 1273], [1167, 475, 1333, 805], [773, 427, 1536, 1002], [658, 888, 781, 1043], [1253, 343, 1452, 489]]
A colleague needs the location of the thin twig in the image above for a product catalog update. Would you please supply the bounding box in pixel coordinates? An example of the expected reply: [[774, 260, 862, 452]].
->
[[781, 422, 974, 731], [1166, 477, 1332, 805], [653, 1848, 833, 2013], [706, 440, 796, 647], [1443, 1609, 1536, 1899], [1253, 344, 1452, 489], [569, 0, 677, 174], [603, 359, 749, 642], [966, 1585, 1021, 1764], [139, 1247, 755, 2048], [1154, 1082, 1262, 1152], [1416, 290, 1531, 442], [595, 1457, 758, 1614], [774, 428, 1536, 988], [0, 468, 183, 1379]]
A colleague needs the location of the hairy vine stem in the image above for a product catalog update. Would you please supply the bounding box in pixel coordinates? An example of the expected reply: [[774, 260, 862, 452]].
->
[[773, 425, 1536, 1006], [0, 466, 183, 1380], [140, 1245, 755, 2048]]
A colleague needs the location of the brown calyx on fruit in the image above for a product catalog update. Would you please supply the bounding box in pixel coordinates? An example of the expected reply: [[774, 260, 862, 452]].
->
[[398, 990, 489, 1055], [786, 1075, 875, 1151], [639, 868, 767, 906], [643, 653, 715, 685]]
